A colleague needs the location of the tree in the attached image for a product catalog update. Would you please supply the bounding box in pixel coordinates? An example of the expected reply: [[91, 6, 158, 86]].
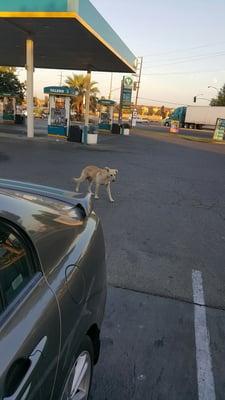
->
[[44, 95, 49, 107], [0, 71, 25, 103], [160, 106, 166, 119], [148, 106, 154, 116], [210, 84, 225, 106], [65, 73, 99, 120]]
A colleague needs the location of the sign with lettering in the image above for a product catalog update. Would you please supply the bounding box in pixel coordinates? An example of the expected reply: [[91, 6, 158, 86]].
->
[[170, 120, 179, 134], [98, 99, 116, 106], [44, 86, 77, 96], [213, 118, 225, 141], [123, 76, 133, 89]]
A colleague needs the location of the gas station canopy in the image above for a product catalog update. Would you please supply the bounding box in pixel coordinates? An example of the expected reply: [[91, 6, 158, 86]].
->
[[0, 0, 136, 72]]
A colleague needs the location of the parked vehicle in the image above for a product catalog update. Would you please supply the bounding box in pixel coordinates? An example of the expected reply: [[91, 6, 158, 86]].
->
[[136, 118, 149, 124], [129, 117, 149, 125], [161, 117, 171, 127], [161, 106, 225, 129], [0, 179, 106, 400]]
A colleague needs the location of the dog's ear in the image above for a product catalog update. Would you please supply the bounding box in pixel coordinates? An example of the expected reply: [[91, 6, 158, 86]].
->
[[104, 167, 110, 172], [115, 169, 118, 174]]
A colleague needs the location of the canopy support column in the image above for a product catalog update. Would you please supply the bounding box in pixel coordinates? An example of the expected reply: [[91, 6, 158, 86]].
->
[[83, 70, 91, 144], [84, 70, 91, 126], [26, 38, 34, 138]]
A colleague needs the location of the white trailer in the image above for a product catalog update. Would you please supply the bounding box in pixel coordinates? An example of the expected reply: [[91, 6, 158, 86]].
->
[[185, 106, 225, 129]]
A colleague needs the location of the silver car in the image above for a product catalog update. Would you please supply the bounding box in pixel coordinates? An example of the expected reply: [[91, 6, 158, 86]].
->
[[0, 179, 106, 400]]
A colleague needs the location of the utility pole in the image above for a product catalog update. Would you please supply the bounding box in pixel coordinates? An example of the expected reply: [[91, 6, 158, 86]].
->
[[59, 71, 63, 86], [118, 78, 123, 124], [134, 56, 143, 110], [131, 56, 143, 127], [108, 73, 113, 99]]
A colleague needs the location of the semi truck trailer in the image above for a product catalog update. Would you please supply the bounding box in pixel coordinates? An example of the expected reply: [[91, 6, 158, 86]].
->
[[162, 106, 225, 129]]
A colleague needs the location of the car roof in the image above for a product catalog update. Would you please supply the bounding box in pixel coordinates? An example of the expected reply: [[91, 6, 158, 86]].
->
[[0, 179, 92, 273]]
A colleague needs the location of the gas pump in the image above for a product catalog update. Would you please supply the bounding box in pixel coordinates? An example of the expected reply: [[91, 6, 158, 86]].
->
[[44, 86, 77, 137], [0, 94, 16, 123], [98, 99, 116, 131]]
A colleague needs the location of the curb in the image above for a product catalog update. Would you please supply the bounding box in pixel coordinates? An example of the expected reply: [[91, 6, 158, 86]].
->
[[0, 131, 47, 140], [132, 129, 225, 146], [177, 134, 225, 145]]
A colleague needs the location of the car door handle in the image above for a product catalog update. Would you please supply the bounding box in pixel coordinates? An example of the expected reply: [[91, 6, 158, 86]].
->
[[3, 336, 47, 400]]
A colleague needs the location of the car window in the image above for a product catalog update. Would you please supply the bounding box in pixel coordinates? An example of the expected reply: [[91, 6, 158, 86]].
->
[[0, 221, 36, 313]]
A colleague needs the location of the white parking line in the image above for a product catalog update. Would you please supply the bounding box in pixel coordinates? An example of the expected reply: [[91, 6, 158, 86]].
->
[[192, 270, 216, 400]]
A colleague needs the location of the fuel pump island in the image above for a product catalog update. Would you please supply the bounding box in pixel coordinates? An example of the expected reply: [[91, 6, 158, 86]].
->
[[98, 99, 116, 131], [44, 86, 77, 138]]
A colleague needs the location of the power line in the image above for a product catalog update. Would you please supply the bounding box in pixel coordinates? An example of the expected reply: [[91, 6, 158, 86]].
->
[[142, 68, 225, 77], [143, 41, 225, 58], [143, 51, 225, 69], [138, 97, 184, 106], [144, 50, 225, 64]]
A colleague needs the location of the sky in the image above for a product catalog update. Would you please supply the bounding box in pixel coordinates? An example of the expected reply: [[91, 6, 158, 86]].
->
[[19, 0, 225, 107]]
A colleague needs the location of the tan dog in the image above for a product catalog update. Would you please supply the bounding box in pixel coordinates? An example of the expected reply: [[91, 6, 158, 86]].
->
[[73, 165, 118, 202]]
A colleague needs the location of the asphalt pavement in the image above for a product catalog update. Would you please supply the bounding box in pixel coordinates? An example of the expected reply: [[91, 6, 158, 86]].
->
[[135, 121, 215, 139], [0, 119, 216, 140], [0, 130, 225, 399]]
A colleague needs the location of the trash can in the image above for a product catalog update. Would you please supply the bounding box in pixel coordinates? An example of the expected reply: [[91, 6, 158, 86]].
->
[[111, 123, 121, 134], [120, 123, 131, 135], [67, 125, 82, 142], [15, 114, 25, 125], [87, 125, 98, 145]]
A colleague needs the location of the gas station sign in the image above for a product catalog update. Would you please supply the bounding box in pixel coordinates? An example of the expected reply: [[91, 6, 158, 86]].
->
[[213, 118, 225, 141], [44, 86, 77, 96], [123, 76, 133, 89], [120, 76, 133, 110]]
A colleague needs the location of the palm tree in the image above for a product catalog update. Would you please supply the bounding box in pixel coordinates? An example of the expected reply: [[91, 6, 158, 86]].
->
[[65, 73, 99, 120]]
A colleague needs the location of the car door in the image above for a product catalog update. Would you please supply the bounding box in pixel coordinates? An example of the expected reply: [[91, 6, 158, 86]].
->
[[0, 219, 61, 400]]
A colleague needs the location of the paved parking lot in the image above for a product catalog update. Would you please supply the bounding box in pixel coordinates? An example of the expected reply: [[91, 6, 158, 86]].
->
[[0, 131, 225, 399]]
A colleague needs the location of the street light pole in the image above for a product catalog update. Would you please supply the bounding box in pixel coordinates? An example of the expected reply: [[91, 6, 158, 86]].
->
[[208, 86, 219, 93]]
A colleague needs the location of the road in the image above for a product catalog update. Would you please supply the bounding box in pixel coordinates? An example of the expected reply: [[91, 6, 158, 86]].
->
[[136, 121, 215, 139], [0, 119, 216, 141], [0, 130, 225, 399]]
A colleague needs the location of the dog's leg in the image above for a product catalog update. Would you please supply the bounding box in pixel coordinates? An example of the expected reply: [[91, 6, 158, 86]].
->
[[75, 179, 81, 192], [106, 183, 114, 202], [94, 183, 100, 199], [74, 172, 86, 192], [88, 180, 93, 194]]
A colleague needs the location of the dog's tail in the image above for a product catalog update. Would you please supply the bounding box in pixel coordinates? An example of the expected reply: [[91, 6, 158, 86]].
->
[[73, 177, 79, 182]]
